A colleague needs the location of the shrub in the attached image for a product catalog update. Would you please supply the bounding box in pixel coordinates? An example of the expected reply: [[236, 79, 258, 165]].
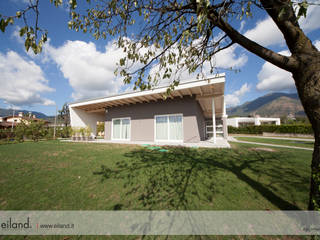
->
[[97, 122, 104, 136], [45, 127, 54, 139], [85, 126, 92, 138], [15, 121, 28, 142], [60, 126, 71, 138], [0, 129, 14, 140], [26, 120, 46, 141], [79, 127, 85, 138], [228, 124, 313, 135], [72, 127, 80, 138]]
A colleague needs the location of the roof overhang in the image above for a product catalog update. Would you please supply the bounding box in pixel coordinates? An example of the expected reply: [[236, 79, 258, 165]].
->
[[69, 74, 226, 118]]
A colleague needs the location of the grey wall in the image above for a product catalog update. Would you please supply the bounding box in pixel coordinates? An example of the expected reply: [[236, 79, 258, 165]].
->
[[104, 96, 205, 143]]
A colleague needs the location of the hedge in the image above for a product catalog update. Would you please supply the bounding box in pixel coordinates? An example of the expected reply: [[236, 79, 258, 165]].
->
[[0, 125, 72, 140], [228, 124, 313, 135]]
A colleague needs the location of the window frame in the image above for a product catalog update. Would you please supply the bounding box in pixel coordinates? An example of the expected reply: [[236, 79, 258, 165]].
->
[[154, 113, 183, 142], [111, 117, 131, 141]]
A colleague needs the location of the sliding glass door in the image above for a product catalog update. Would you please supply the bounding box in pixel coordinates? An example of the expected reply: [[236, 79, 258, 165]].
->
[[112, 118, 130, 140], [155, 114, 183, 142]]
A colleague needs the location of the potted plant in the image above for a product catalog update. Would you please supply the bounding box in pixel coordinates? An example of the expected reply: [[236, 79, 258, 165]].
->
[[71, 127, 76, 141], [79, 127, 85, 141], [75, 128, 80, 141], [85, 126, 92, 141]]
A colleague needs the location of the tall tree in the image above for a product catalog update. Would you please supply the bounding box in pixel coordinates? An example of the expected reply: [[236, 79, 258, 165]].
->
[[59, 103, 70, 127], [1, 0, 319, 210]]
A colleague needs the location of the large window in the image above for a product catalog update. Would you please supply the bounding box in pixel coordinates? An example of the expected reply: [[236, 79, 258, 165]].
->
[[112, 118, 131, 140], [155, 114, 183, 142]]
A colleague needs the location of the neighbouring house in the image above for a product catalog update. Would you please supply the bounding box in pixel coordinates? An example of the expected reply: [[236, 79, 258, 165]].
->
[[0, 112, 48, 129], [227, 116, 281, 128], [69, 74, 229, 145], [287, 113, 296, 121]]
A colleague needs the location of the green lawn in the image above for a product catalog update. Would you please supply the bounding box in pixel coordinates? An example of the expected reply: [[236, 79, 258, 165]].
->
[[235, 136, 314, 149], [0, 141, 311, 211], [0, 141, 313, 239]]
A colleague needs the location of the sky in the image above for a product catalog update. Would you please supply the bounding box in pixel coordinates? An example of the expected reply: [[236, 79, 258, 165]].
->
[[0, 0, 320, 116]]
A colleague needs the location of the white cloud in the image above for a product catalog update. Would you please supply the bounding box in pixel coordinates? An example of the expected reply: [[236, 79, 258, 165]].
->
[[256, 50, 294, 91], [314, 40, 320, 49], [10, 0, 29, 3], [244, 4, 320, 47], [239, 21, 246, 33], [0, 51, 55, 106], [11, 26, 24, 44], [211, 45, 248, 69], [153, 43, 248, 87], [244, 17, 284, 46], [299, 4, 320, 32], [13, 26, 247, 97], [225, 83, 251, 107], [11, 32, 128, 101], [46, 40, 127, 100], [257, 41, 320, 92]]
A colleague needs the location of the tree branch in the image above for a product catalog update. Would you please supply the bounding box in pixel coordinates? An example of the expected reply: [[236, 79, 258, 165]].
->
[[206, 7, 300, 72], [260, 0, 316, 54]]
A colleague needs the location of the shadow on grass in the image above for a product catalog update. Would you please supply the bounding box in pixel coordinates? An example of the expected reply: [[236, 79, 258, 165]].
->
[[94, 146, 306, 210]]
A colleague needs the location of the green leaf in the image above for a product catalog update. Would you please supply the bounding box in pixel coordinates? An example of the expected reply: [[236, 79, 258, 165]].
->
[[119, 58, 126, 66], [69, 0, 77, 9], [16, 11, 22, 18], [25, 38, 31, 52], [0, 19, 5, 32], [19, 26, 27, 36]]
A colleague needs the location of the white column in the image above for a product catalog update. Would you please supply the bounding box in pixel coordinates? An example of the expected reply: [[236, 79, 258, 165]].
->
[[222, 101, 228, 139], [254, 116, 261, 126], [235, 119, 239, 128], [212, 96, 216, 144], [104, 108, 108, 140]]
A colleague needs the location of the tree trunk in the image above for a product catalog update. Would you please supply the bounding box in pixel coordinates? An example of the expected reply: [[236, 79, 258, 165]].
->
[[292, 50, 320, 210], [309, 128, 320, 210], [258, 0, 320, 210], [207, 0, 320, 210]]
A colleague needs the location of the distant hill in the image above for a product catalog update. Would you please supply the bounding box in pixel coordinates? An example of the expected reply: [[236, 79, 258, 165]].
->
[[0, 108, 48, 119], [227, 92, 306, 117]]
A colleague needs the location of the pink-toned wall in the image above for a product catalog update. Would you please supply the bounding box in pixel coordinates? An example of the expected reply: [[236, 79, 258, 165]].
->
[[104, 96, 205, 143]]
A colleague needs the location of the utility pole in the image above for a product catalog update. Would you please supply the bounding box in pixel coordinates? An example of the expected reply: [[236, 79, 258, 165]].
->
[[11, 107, 15, 132], [53, 105, 57, 139]]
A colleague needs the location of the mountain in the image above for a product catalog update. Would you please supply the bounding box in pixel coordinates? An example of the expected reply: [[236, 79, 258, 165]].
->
[[0, 108, 48, 119], [227, 92, 306, 117]]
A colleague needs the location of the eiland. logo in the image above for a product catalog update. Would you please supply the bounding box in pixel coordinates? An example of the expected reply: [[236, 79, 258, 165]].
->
[[1, 217, 32, 230]]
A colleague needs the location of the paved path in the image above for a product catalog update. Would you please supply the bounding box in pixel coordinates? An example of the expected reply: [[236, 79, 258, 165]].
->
[[228, 136, 313, 151], [61, 138, 231, 148], [231, 135, 314, 142]]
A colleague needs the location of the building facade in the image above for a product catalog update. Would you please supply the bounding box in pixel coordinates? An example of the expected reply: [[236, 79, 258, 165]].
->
[[69, 74, 228, 144], [227, 117, 281, 127]]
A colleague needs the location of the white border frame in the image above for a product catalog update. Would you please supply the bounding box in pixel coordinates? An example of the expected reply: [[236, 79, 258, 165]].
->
[[154, 113, 183, 143], [111, 117, 131, 141]]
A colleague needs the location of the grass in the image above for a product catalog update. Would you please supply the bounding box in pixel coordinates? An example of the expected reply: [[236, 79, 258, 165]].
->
[[0, 141, 313, 239], [234, 136, 314, 149]]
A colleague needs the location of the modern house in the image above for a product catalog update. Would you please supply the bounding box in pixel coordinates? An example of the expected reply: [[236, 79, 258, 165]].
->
[[69, 74, 229, 146], [227, 116, 281, 128]]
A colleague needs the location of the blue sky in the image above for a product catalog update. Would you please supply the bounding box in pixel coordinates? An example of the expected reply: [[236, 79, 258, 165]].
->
[[0, 0, 320, 116]]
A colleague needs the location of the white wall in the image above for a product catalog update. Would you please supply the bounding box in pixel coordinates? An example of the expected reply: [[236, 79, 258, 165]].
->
[[6, 117, 22, 123], [227, 118, 239, 127], [259, 117, 281, 125], [227, 117, 255, 127], [69, 107, 105, 137], [227, 117, 281, 127]]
